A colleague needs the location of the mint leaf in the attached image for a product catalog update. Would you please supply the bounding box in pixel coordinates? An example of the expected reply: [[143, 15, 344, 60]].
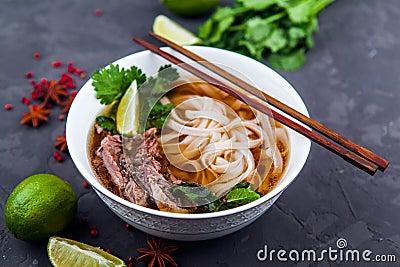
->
[[225, 188, 260, 206], [172, 183, 217, 207]]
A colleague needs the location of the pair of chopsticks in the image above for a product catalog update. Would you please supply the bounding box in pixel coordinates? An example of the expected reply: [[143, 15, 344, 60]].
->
[[133, 33, 389, 175]]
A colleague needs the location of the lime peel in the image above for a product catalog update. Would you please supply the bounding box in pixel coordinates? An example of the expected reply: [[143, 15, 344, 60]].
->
[[48, 237, 126, 267], [153, 15, 201, 45]]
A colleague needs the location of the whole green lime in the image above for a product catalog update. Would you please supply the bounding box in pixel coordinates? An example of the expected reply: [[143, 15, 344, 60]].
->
[[4, 174, 77, 242], [162, 0, 220, 17]]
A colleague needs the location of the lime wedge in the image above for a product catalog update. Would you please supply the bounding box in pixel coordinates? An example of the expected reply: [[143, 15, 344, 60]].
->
[[47, 237, 126, 267], [153, 15, 201, 45], [116, 80, 139, 136]]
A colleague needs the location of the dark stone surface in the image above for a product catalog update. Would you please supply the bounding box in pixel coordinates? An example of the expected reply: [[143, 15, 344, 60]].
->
[[1, 0, 399, 266]]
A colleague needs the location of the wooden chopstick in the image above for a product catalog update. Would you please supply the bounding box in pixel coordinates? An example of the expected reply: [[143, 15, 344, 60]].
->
[[149, 32, 389, 172], [133, 37, 380, 175]]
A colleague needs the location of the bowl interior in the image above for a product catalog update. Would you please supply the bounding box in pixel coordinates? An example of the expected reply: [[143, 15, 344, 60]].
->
[[66, 46, 311, 219]]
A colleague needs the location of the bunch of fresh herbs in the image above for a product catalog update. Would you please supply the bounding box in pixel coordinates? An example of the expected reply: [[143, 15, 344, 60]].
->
[[198, 0, 334, 70]]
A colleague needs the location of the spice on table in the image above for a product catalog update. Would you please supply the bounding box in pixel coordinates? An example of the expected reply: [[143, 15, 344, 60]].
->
[[53, 151, 63, 162], [137, 238, 179, 267], [54, 134, 67, 152], [4, 104, 13, 111], [95, 9, 103, 17], [83, 181, 90, 189], [21, 97, 30, 105], [20, 104, 51, 127], [43, 80, 68, 105], [52, 61, 62, 68], [25, 71, 33, 79], [60, 91, 77, 114], [33, 52, 41, 60]]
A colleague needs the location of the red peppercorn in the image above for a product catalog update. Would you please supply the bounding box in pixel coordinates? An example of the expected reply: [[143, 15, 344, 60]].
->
[[21, 97, 30, 105], [4, 104, 13, 110], [90, 229, 99, 237], [105, 249, 111, 253], [52, 61, 62, 68], [33, 52, 41, 60], [95, 9, 103, 16], [25, 71, 33, 79], [127, 263, 134, 267], [56, 155, 63, 162], [83, 181, 90, 189], [71, 91, 78, 97], [58, 115, 65, 121], [30, 79, 36, 85], [41, 78, 48, 84], [125, 223, 131, 230]]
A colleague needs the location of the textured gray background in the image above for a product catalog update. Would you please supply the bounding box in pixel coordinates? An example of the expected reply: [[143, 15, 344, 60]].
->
[[1, 0, 399, 266]]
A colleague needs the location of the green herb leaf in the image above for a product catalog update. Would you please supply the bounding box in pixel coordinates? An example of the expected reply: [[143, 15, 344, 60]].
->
[[172, 183, 217, 207], [267, 48, 306, 71], [145, 101, 174, 130], [92, 64, 146, 105], [96, 115, 117, 134], [197, 0, 334, 70], [225, 187, 260, 206]]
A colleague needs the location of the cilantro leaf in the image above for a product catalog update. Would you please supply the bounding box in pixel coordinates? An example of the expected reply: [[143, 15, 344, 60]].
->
[[96, 115, 117, 134], [92, 64, 146, 105], [145, 101, 174, 130], [198, 0, 334, 70]]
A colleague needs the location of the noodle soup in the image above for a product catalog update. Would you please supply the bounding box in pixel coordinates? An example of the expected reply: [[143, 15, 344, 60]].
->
[[89, 77, 289, 214]]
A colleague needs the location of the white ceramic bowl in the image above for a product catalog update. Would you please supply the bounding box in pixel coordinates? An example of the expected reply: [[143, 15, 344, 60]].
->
[[66, 46, 311, 241]]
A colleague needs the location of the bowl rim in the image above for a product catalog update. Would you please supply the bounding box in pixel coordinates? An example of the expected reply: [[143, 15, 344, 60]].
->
[[67, 46, 311, 219]]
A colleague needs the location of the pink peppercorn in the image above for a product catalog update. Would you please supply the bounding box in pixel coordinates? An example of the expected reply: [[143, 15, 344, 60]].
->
[[52, 61, 62, 68], [4, 104, 13, 110], [83, 181, 90, 188], [90, 229, 99, 237], [33, 52, 41, 60], [95, 9, 103, 16], [25, 71, 33, 79], [58, 115, 65, 121], [21, 97, 30, 105]]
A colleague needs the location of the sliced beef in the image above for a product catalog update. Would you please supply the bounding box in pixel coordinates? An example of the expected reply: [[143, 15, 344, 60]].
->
[[95, 127, 188, 213]]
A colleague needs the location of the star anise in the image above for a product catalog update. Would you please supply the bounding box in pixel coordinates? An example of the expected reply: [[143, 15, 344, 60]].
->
[[60, 91, 77, 114], [20, 104, 51, 127], [43, 80, 68, 104], [54, 134, 67, 152], [137, 239, 179, 267]]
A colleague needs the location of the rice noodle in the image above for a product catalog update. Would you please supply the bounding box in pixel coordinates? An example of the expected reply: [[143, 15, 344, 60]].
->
[[157, 81, 290, 197]]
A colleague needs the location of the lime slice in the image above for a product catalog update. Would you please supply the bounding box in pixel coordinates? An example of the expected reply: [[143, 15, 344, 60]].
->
[[153, 15, 201, 45], [47, 237, 126, 267], [116, 80, 139, 136]]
